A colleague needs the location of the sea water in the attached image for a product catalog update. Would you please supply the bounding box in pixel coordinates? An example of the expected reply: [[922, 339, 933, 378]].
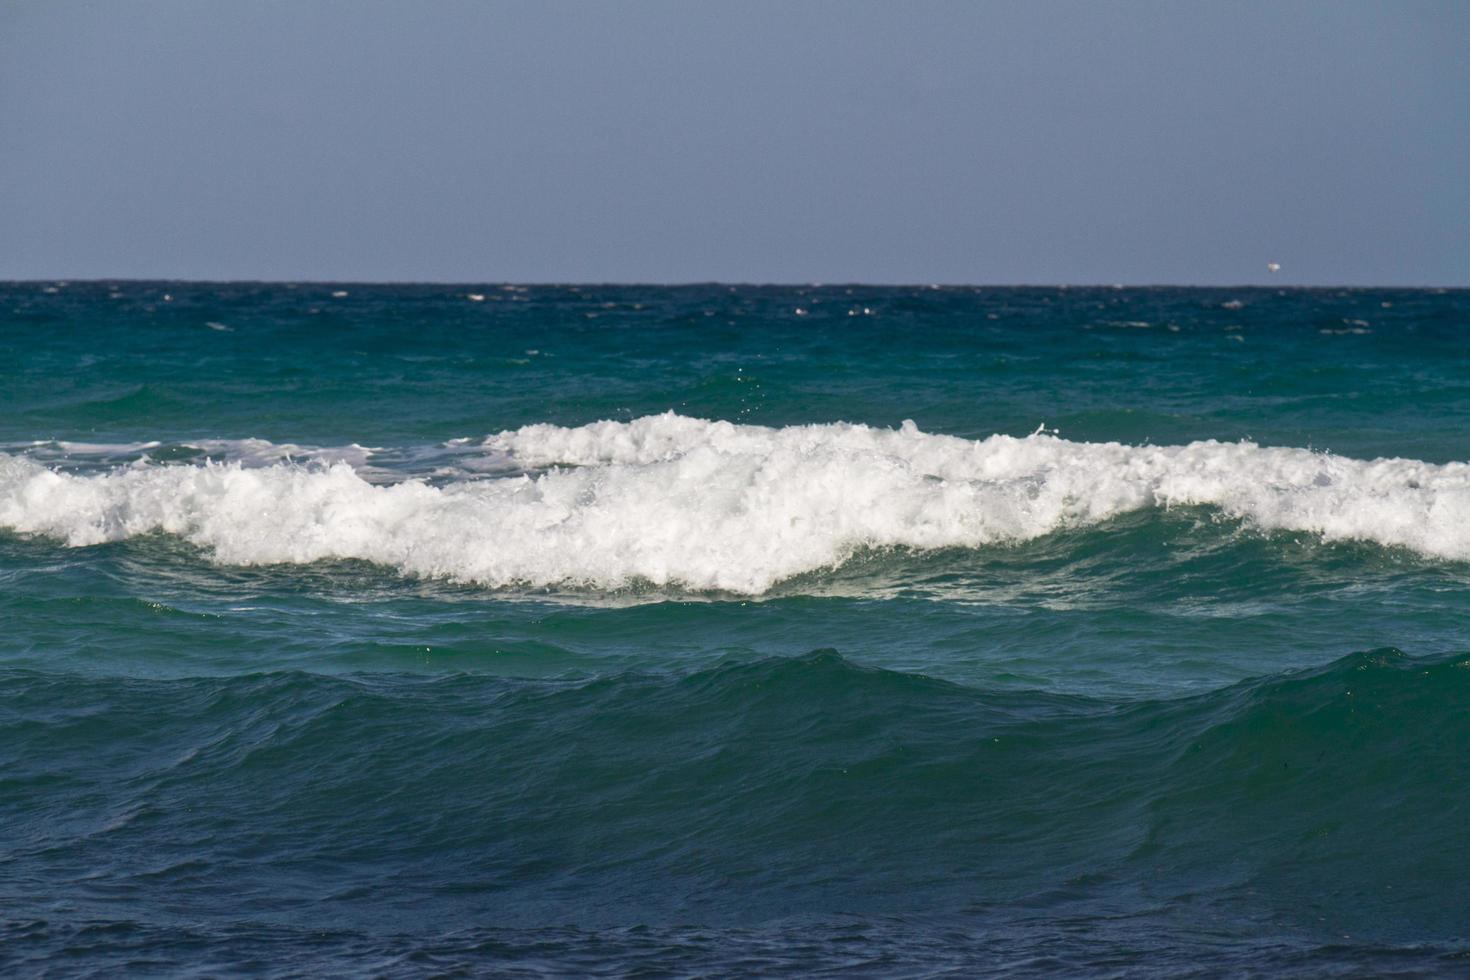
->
[[2, 283, 1468, 975]]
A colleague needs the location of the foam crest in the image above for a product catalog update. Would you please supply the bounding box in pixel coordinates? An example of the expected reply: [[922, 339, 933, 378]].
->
[[4, 414, 1469, 592]]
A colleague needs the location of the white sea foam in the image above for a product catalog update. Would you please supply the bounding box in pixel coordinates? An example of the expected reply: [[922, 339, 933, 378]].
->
[[9, 438, 382, 476], [3, 413, 1468, 593], [183, 439, 378, 471]]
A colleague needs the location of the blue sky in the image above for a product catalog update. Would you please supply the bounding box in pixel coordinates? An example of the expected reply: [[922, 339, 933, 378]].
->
[[1, 1, 1466, 284]]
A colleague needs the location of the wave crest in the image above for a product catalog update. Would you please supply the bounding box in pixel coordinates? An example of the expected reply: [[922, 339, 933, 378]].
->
[[3, 413, 1469, 592]]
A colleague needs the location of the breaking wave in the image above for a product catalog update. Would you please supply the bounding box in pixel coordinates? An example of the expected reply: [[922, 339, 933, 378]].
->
[[3, 413, 1468, 592]]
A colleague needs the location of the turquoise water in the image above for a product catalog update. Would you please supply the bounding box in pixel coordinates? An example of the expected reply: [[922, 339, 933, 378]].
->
[[2, 282, 1468, 975]]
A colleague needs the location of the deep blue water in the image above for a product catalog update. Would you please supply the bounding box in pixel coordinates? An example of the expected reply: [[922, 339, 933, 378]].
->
[[2, 282, 1469, 976]]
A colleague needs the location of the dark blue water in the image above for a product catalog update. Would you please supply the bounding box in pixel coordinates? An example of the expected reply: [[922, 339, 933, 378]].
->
[[2, 282, 1469, 975]]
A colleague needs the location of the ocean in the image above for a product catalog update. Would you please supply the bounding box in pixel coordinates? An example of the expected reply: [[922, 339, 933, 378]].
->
[[2, 282, 1468, 976]]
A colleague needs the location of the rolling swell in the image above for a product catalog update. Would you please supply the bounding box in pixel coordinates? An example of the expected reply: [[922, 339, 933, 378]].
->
[[3, 649, 1466, 964], [7, 284, 1470, 974]]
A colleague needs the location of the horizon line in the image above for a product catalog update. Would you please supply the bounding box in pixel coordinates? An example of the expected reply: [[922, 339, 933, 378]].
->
[[3, 278, 1465, 291]]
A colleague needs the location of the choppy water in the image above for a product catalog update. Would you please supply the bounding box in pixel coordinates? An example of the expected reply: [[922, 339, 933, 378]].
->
[[3, 282, 1468, 976]]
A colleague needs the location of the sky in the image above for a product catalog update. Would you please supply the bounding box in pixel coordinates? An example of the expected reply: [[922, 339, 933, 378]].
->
[[1, 1, 1466, 285]]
